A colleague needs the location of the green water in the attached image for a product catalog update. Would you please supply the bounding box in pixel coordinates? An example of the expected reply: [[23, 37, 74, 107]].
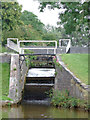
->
[[1, 103, 88, 119]]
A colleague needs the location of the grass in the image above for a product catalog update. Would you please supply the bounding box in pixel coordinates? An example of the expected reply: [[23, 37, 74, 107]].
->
[[0, 45, 18, 53], [61, 54, 88, 85], [0, 45, 8, 53], [0, 63, 12, 101]]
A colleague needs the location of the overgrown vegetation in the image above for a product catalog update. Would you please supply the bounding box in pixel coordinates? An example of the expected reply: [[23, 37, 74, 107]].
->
[[48, 89, 90, 111], [61, 54, 88, 85], [53, 56, 62, 71], [0, 45, 8, 53], [0, 63, 12, 101], [29, 55, 54, 68]]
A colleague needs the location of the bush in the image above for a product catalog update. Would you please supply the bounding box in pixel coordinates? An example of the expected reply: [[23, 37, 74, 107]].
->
[[49, 89, 90, 111]]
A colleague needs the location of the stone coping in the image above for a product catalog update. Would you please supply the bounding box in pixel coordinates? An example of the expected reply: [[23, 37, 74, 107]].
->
[[56, 54, 89, 91]]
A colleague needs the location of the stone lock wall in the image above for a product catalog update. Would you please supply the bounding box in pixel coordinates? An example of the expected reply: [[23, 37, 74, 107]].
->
[[55, 55, 89, 100], [8, 54, 28, 103]]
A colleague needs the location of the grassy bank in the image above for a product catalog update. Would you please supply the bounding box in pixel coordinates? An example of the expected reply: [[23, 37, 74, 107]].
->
[[61, 54, 88, 85], [0, 63, 12, 101], [0, 45, 8, 53]]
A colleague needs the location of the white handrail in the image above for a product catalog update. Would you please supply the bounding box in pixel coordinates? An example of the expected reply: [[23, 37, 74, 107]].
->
[[7, 38, 19, 52], [18, 40, 57, 54], [19, 40, 57, 42], [7, 38, 57, 54]]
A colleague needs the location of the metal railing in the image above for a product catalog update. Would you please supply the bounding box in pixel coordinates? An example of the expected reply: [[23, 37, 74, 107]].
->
[[7, 39, 57, 54], [7, 38, 19, 52], [18, 40, 57, 54]]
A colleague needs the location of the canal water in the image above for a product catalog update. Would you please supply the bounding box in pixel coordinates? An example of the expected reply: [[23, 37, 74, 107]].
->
[[2, 103, 88, 118], [1, 68, 89, 119]]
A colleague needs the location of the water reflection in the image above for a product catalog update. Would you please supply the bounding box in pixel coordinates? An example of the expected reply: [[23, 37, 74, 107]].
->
[[2, 103, 88, 118]]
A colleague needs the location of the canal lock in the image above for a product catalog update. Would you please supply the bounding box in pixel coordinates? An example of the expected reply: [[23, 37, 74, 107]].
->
[[22, 55, 55, 103]]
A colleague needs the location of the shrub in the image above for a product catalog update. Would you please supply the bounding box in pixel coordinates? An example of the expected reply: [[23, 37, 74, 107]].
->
[[49, 89, 90, 111]]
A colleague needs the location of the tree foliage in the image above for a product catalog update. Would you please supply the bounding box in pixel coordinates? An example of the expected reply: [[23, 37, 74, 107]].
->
[[1, 1, 71, 47], [2, 2, 23, 31], [2, 24, 43, 45], [60, 2, 89, 46], [58, 2, 89, 34], [20, 10, 44, 34], [2, 6, 44, 45], [39, 1, 89, 46]]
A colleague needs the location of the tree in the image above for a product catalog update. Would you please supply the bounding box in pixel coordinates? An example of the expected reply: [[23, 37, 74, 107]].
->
[[20, 10, 44, 34], [59, 2, 89, 46], [58, 2, 89, 34], [2, 24, 43, 45], [2, 2, 23, 31], [38, 1, 89, 46]]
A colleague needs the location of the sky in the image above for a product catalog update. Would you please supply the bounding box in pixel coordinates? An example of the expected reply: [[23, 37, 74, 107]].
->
[[17, 0, 61, 27]]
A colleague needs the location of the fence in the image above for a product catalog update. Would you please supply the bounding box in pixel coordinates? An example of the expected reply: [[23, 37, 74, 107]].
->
[[18, 40, 57, 54]]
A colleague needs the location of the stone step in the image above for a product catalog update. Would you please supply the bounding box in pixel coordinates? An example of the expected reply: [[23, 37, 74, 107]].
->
[[25, 83, 54, 86], [26, 77, 55, 84], [29, 66, 55, 68]]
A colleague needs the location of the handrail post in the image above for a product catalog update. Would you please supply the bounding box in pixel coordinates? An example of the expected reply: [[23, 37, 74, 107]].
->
[[18, 41, 20, 54], [7, 38, 9, 47], [59, 39, 61, 47], [54, 49, 55, 54], [47, 49, 48, 54], [55, 41, 57, 54]]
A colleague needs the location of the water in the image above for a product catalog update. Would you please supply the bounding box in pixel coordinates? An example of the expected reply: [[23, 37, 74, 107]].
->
[[27, 68, 55, 77], [24, 68, 55, 100], [2, 103, 88, 118]]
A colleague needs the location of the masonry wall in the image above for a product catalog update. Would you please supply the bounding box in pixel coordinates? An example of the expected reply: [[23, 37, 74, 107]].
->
[[8, 54, 28, 103], [70, 47, 88, 54], [55, 55, 89, 100], [57, 47, 88, 54]]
